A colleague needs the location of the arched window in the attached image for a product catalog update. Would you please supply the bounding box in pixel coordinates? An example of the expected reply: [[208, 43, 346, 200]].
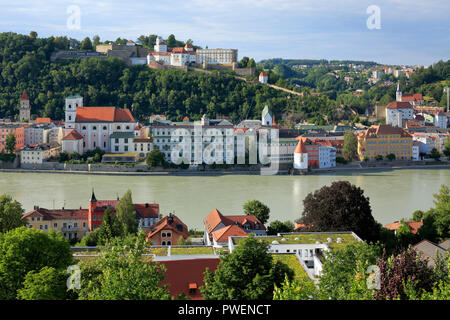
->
[[82, 126, 86, 130], [117, 126, 121, 130], [103, 126, 107, 130], [161, 241, 166, 245], [126, 126, 130, 130], [93, 126, 97, 130]]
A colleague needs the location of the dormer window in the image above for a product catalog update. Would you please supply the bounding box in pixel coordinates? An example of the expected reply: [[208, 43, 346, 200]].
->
[[82, 126, 87, 130], [93, 126, 97, 130]]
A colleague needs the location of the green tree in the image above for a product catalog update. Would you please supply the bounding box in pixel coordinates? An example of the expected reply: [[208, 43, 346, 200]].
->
[[243, 200, 270, 225], [267, 220, 294, 235], [80, 37, 93, 51], [273, 275, 319, 300], [5, 132, 16, 154], [114, 190, 138, 236], [17, 266, 68, 300], [247, 58, 256, 69], [167, 34, 176, 47], [201, 234, 294, 300], [0, 194, 26, 233], [430, 148, 441, 160], [78, 232, 171, 300], [342, 131, 357, 160], [301, 181, 381, 242], [146, 149, 165, 168], [29, 31, 37, 39], [0, 227, 73, 299], [443, 139, 450, 157], [386, 153, 396, 161], [93, 35, 100, 48], [318, 242, 382, 300], [97, 207, 116, 245]]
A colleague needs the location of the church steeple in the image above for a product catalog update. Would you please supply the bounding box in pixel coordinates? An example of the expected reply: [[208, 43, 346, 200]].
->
[[90, 189, 97, 202], [396, 82, 402, 102]]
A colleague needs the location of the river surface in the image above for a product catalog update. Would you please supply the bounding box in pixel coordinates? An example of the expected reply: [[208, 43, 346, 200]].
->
[[0, 169, 448, 230]]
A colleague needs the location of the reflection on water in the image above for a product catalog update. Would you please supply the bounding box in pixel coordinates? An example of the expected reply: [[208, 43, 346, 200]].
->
[[0, 169, 448, 230]]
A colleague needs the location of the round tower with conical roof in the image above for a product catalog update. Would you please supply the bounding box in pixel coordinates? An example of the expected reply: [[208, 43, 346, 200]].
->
[[293, 138, 308, 169]]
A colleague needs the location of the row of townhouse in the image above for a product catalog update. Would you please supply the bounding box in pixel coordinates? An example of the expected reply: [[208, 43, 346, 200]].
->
[[22, 191, 160, 240]]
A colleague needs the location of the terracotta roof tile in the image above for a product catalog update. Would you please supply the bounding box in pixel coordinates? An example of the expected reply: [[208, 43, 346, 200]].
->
[[212, 224, 248, 242], [62, 129, 83, 140], [75, 107, 135, 123]]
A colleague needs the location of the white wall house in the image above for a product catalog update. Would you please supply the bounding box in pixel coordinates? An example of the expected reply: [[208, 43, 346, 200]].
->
[[386, 102, 414, 127], [435, 113, 448, 129]]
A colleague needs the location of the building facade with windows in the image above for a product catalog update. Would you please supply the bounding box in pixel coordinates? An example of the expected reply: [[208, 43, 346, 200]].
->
[[20, 143, 61, 164], [357, 125, 413, 160], [63, 95, 137, 154], [0, 124, 25, 152], [196, 48, 238, 65]]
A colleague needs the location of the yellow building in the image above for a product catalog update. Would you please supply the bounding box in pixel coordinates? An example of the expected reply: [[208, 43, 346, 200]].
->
[[357, 125, 413, 161], [22, 206, 89, 241]]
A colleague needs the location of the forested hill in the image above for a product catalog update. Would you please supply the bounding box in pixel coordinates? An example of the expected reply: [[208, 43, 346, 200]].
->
[[0, 32, 304, 124]]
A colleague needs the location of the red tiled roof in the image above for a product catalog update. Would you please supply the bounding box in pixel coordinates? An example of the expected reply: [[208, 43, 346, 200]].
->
[[203, 209, 225, 234], [361, 125, 411, 138], [134, 203, 159, 218], [62, 129, 83, 141], [21, 90, 29, 101], [75, 107, 135, 123], [183, 116, 190, 121], [259, 71, 268, 77], [34, 117, 51, 123], [158, 258, 219, 300], [386, 101, 413, 109], [385, 220, 423, 234], [146, 214, 188, 240], [212, 224, 248, 242], [22, 208, 88, 221], [401, 93, 423, 102], [133, 137, 153, 143], [406, 120, 423, 128]]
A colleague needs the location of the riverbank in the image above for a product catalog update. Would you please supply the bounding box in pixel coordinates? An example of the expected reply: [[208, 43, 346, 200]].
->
[[0, 162, 449, 176]]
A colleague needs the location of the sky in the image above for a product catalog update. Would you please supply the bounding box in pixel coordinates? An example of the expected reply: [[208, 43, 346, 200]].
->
[[0, 0, 449, 66]]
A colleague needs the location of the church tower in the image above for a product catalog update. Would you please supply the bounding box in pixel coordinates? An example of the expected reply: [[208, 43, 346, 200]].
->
[[88, 189, 97, 231], [396, 82, 402, 102], [19, 90, 31, 122], [154, 36, 167, 53], [65, 94, 83, 129]]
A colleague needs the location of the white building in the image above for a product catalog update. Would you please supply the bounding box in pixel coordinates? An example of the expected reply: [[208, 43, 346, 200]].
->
[[412, 141, 420, 160], [385, 101, 414, 127], [63, 95, 137, 154], [21, 143, 61, 164], [318, 144, 336, 168], [435, 113, 448, 129], [259, 71, 268, 84], [196, 48, 238, 65], [261, 105, 273, 126]]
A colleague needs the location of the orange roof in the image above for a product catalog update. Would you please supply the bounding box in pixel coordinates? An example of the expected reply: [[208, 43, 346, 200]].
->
[[158, 258, 219, 300], [146, 214, 188, 240], [386, 101, 413, 109], [62, 129, 83, 141], [406, 120, 423, 128], [401, 93, 423, 102], [259, 71, 268, 77], [360, 125, 411, 138], [20, 90, 29, 101], [294, 139, 307, 154], [212, 224, 248, 242], [34, 117, 51, 123], [185, 43, 193, 48], [203, 209, 225, 234], [385, 220, 423, 234], [183, 116, 190, 121], [75, 107, 135, 123]]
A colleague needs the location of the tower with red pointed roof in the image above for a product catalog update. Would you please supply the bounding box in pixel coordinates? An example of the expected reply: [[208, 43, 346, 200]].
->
[[293, 138, 308, 169], [19, 90, 31, 122]]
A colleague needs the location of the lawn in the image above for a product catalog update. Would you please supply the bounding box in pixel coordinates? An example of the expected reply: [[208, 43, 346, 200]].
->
[[232, 233, 359, 247], [272, 254, 312, 282], [170, 246, 214, 255]]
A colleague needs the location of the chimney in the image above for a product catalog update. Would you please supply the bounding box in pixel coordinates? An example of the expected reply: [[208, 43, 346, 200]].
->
[[34, 205, 39, 210], [168, 213, 174, 224], [145, 203, 149, 208]]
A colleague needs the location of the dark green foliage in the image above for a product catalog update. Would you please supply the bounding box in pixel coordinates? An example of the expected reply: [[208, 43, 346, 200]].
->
[[318, 242, 382, 299], [342, 131, 357, 160], [5, 133, 16, 154], [0, 227, 73, 299], [146, 149, 165, 168], [201, 234, 294, 300], [0, 194, 26, 232], [17, 266, 68, 300], [267, 220, 294, 235], [243, 200, 270, 225], [301, 181, 381, 242], [386, 153, 396, 161]]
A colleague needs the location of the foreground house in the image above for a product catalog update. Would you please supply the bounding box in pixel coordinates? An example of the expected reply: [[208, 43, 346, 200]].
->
[[203, 208, 266, 246], [146, 213, 188, 246]]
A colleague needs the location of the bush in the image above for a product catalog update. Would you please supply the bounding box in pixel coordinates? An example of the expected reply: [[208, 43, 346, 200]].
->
[[375, 155, 383, 161], [336, 157, 348, 164]]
